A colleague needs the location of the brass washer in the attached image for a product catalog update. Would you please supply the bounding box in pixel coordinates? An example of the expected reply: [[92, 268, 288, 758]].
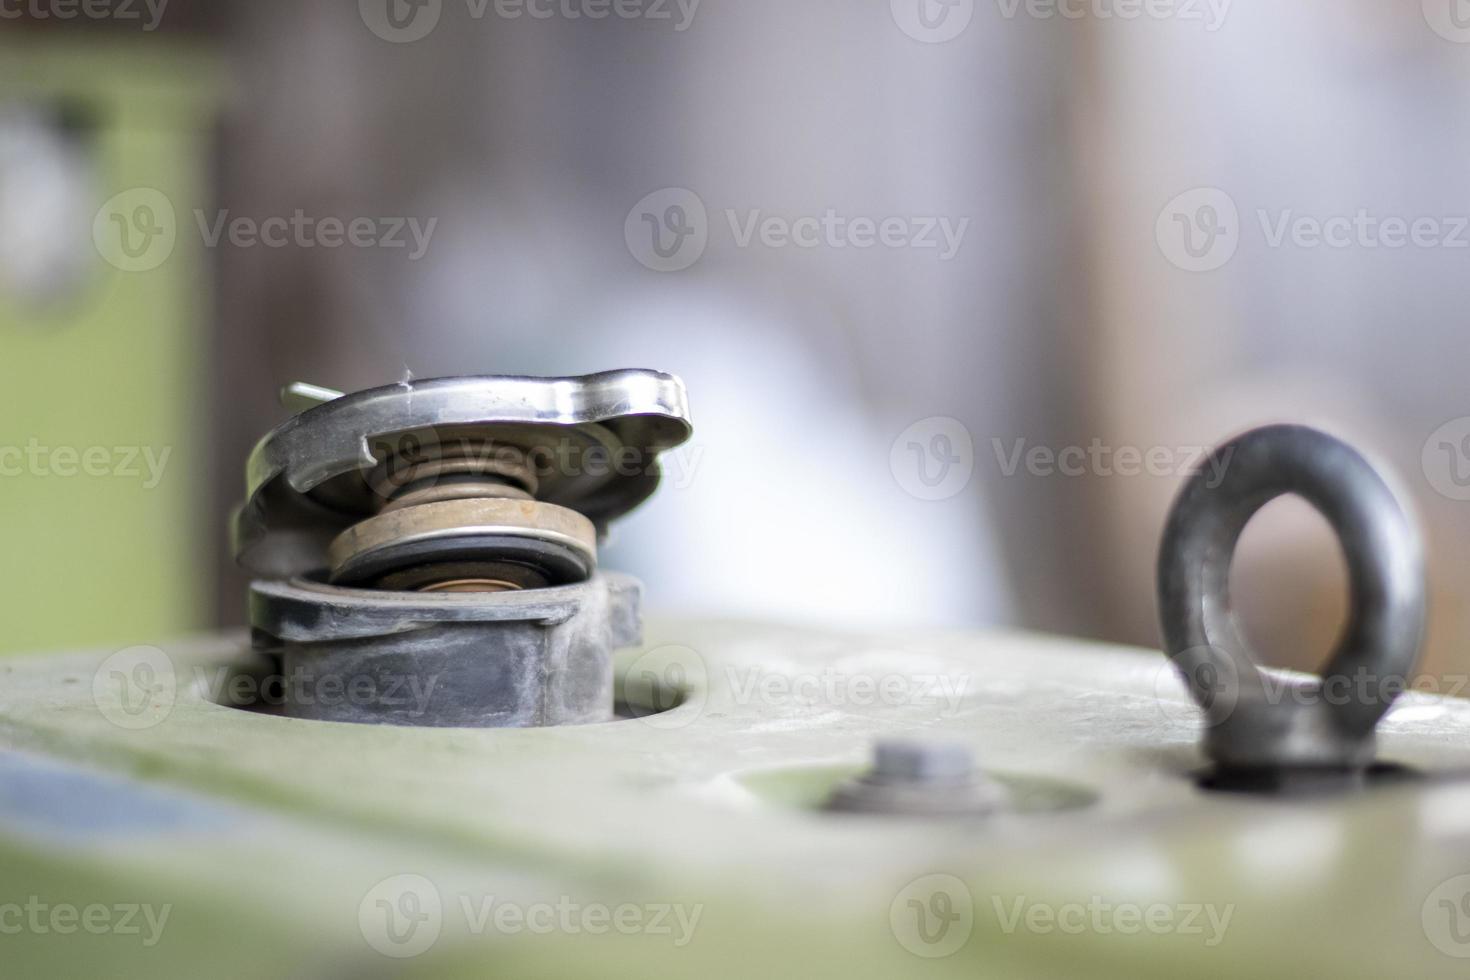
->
[[328, 498, 597, 586]]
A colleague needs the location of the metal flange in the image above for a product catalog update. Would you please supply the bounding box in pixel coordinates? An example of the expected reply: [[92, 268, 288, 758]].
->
[[250, 573, 642, 727]]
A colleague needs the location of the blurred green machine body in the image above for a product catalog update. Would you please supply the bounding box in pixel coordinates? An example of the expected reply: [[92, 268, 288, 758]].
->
[[0, 41, 216, 653], [2, 623, 1470, 977]]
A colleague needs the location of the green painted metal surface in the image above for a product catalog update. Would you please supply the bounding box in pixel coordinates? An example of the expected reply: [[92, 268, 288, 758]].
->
[[0, 41, 217, 653], [1, 621, 1469, 976]]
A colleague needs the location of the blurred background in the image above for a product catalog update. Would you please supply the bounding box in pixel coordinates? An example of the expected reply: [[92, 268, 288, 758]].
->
[[3, 1, 1469, 684]]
